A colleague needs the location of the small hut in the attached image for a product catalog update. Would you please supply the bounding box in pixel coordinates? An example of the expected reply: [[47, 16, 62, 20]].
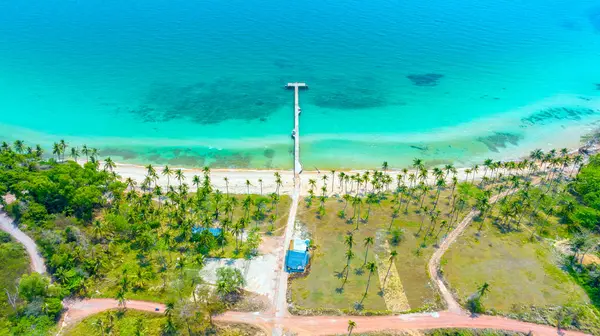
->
[[285, 239, 310, 273]]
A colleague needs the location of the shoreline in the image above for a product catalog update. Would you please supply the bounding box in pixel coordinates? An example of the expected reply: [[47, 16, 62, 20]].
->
[[107, 138, 596, 197]]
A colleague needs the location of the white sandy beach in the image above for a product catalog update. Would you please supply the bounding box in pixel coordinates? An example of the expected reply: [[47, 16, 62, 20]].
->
[[109, 161, 533, 197], [103, 138, 600, 197]]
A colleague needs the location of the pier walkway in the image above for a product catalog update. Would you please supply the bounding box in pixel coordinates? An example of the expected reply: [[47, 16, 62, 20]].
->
[[286, 82, 307, 177], [269, 82, 307, 336]]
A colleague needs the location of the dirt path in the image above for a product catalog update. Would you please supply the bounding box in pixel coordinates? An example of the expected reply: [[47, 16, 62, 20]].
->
[[59, 298, 589, 336], [217, 311, 590, 336], [0, 211, 47, 274], [270, 179, 301, 335], [427, 190, 513, 314], [57, 299, 166, 334]]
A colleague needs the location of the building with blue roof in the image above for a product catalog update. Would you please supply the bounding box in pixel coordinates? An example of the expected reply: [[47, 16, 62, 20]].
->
[[285, 250, 309, 273]]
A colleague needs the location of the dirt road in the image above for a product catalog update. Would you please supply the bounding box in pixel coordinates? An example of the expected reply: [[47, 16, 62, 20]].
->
[[0, 211, 46, 274], [59, 298, 589, 336]]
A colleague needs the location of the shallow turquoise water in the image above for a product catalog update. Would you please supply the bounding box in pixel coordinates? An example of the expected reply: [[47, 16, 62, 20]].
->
[[1, 0, 600, 169]]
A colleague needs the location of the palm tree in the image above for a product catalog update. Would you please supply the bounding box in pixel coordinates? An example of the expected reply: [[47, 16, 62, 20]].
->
[[34, 144, 44, 158], [59, 139, 68, 161], [162, 166, 173, 187], [345, 233, 355, 250], [572, 154, 584, 176], [175, 169, 185, 187], [477, 282, 490, 298], [274, 172, 282, 196], [116, 289, 127, 310], [432, 178, 446, 210], [13, 140, 25, 154], [308, 179, 317, 195], [342, 249, 354, 286], [412, 158, 424, 170], [352, 196, 362, 230], [258, 178, 263, 195], [245, 180, 252, 195], [146, 164, 156, 178], [364, 193, 377, 221], [103, 157, 116, 172], [82, 145, 90, 162], [471, 164, 479, 183], [382, 250, 398, 289], [362, 236, 374, 266], [52, 142, 61, 161], [164, 301, 175, 318], [347, 320, 356, 336], [223, 177, 230, 196], [382, 161, 389, 173], [70, 147, 80, 161], [360, 261, 377, 304]]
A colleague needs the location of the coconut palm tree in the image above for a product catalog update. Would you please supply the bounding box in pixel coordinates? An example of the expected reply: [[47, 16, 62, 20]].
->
[[34, 144, 44, 158], [13, 140, 25, 154], [347, 320, 356, 336], [175, 169, 185, 187], [352, 196, 362, 230], [364, 193, 377, 221], [258, 178, 263, 195], [245, 180, 252, 195], [104, 157, 116, 172], [52, 142, 61, 161], [81, 145, 90, 162], [59, 139, 68, 161], [432, 178, 446, 210], [362, 236, 374, 266], [116, 289, 127, 310], [162, 166, 173, 187], [412, 158, 424, 170], [70, 147, 80, 161], [382, 250, 397, 289], [341, 249, 355, 287], [308, 179, 317, 195], [572, 154, 584, 175], [478, 282, 490, 298], [274, 172, 282, 196], [360, 261, 377, 304]]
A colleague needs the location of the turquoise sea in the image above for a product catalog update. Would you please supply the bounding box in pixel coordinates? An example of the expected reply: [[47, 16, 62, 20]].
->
[[1, 0, 600, 169]]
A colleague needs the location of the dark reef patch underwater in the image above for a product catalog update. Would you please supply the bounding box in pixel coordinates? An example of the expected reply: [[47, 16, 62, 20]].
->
[[129, 78, 290, 124], [406, 73, 444, 87], [307, 75, 395, 109], [477, 132, 523, 153], [520, 107, 598, 126]]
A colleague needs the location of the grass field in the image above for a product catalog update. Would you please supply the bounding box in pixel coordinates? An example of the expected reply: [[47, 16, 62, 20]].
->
[[289, 189, 466, 313], [63, 310, 265, 336], [0, 232, 30, 317], [443, 222, 588, 311]]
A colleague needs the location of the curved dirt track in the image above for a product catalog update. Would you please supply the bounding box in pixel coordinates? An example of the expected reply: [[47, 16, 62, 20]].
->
[[0, 211, 47, 274], [427, 190, 513, 314]]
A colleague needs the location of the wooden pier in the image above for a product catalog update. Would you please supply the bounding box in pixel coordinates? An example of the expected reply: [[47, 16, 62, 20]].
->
[[285, 83, 307, 176]]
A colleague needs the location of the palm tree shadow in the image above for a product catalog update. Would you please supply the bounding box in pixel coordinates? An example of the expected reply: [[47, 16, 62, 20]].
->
[[354, 268, 365, 276], [334, 270, 345, 279], [377, 289, 384, 297], [335, 287, 344, 294], [353, 302, 364, 311]]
